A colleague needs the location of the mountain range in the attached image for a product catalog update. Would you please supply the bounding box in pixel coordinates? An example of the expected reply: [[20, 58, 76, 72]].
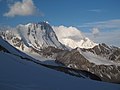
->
[[0, 21, 120, 89]]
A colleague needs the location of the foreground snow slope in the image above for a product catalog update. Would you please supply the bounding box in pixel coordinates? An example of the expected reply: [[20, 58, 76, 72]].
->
[[0, 38, 120, 90], [1, 53, 120, 90]]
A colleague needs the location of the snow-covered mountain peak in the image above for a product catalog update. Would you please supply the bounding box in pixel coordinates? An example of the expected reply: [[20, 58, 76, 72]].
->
[[0, 22, 97, 50], [0, 22, 66, 52], [21, 21, 56, 35]]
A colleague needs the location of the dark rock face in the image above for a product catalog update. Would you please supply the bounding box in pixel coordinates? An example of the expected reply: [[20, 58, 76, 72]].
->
[[0, 31, 25, 50], [56, 49, 90, 68], [82, 43, 120, 62], [56, 46, 120, 84], [32, 46, 64, 58], [0, 45, 9, 52], [12, 37, 24, 50]]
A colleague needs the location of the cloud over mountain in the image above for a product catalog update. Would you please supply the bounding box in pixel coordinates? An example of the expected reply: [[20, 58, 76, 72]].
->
[[92, 27, 100, 37], [53, 25, 96, 49], [53, 25, 85, 41]]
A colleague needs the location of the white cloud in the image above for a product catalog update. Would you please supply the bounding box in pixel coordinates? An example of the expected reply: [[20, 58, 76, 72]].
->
[[88, 9, 101, 13], [92, 27, 100, 37], [53, 26, 96, 49], [77, 19, 120, 47], [85, 30, 120, 47], [78, 19, 120, 30], [4, 0, 42, 17], [53, 25, 85, 42], [53, 19, 120, 47]]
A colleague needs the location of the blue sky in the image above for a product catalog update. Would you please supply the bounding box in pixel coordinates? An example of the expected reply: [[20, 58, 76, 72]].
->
[[0, 0, 120, 46], [0, 0, 120, 27]]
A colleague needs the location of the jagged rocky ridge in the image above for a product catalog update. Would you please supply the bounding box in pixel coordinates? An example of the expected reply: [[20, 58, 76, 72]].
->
[[0, 22, 120, 84], [56, 44, 120, 83], [82, 43, 120, 62]]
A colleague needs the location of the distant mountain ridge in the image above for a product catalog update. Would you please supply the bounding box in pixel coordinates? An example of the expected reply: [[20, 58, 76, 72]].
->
[[0, 21, 97, 55], [0, 21, 120, 84], [56, 44, 120, 83]]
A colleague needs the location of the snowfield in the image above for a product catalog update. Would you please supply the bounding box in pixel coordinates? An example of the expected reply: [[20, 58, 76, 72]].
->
[[77, 48, 120, 66]]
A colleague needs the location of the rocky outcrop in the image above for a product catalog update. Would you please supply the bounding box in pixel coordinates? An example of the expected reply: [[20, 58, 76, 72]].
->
[[56, 47, 120, 84], [31, 46, 64, 58], [82, 43, 120, 62]]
